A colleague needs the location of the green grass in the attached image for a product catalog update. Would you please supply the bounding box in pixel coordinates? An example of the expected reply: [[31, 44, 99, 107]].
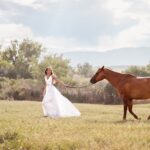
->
[[0, 101, 150, 150]]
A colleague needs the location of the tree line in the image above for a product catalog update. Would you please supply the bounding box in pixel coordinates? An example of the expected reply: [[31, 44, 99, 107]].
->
[[0, 39, 150, 104]]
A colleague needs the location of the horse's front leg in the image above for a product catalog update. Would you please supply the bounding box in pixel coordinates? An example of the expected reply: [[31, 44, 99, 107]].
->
[[128, 100, 139, 120], [122, 96, 128, 120]]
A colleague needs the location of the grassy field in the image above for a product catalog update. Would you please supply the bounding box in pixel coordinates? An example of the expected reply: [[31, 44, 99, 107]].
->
[[0, 101, 150, 150]]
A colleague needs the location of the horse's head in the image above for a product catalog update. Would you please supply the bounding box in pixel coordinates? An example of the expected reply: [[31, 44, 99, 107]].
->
[[90, 66, 105, 84]]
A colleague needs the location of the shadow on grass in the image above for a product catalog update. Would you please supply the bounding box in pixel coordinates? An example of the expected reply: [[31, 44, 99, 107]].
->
[[0, 131, 18, 144], [83, 118, 150, 124]]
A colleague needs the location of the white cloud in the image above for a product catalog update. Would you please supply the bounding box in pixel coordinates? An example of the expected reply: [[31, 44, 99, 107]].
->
[[97, 20, 150, 50], [0, 23, 33, 47], [0, 22, 81, 53], [0, 0, 150, 52], [2, 0, 47, 11], [36, 36, 79, 53], [96, 0, 150, 50], [104, 0, 132, 24], [10, 0, 36, 6]]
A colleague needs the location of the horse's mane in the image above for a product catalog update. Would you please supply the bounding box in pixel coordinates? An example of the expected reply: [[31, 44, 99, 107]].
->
[[124, 74, 135, 78], [105, 68, 136, 78]]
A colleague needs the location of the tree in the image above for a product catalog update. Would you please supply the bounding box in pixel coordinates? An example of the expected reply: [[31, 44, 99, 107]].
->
[[76, 62, 93, 77], [31, 54, 73, 83], [1, 39, 44, 79], [0, 60, 15, 77], [146, 63, 150, 73], [124, 66, 150, 77], [1, 40, 18, 65]]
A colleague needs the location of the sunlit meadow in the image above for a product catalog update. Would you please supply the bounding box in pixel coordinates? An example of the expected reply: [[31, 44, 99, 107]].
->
[[0, 101, 150, 150]]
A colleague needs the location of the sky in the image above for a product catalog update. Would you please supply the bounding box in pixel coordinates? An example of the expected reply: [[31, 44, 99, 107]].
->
[[0, 0, 150, 53]]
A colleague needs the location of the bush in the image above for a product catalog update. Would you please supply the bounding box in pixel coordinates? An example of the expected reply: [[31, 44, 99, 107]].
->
[[0, 77, 122, 104], [124, 66, 150, 77], [0, 77, 42, 100], [60, 81, 122, 104]]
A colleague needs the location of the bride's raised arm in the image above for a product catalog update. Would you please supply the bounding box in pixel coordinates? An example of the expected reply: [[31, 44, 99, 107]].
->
[[52, 75, 66, 86]]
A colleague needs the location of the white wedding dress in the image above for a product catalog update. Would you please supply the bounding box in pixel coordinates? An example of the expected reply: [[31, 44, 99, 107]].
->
[[42, 75, 80, 118]]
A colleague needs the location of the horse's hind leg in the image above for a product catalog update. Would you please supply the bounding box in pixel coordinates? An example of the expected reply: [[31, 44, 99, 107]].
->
[[128, 100, 139, 120], [123, 104, 127, 120]]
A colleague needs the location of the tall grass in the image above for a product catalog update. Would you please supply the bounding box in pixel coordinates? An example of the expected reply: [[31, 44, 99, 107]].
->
[[0, 101, 150, 150]]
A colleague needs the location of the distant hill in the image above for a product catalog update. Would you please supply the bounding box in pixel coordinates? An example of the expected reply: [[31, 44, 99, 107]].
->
[[63, 47, 150, 67]]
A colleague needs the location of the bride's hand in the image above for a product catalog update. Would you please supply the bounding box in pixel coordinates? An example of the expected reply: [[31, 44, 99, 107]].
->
[[52, 80, 56, 85], [41, 87, 45, 97], [42, 91, 45, 97]]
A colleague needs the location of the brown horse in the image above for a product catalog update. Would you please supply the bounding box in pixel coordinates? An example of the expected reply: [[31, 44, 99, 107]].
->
[[90, 66, 150, 120]]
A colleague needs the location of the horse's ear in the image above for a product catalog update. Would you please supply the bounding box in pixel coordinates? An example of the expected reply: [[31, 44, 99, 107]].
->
[[101, 66, 104, 70]]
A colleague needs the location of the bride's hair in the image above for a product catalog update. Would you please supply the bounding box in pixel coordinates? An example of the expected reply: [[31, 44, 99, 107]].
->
[[45, 67, 53, 75]]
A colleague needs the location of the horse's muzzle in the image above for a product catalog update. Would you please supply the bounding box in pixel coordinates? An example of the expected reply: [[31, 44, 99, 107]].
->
[[90, 78, 95, 84]]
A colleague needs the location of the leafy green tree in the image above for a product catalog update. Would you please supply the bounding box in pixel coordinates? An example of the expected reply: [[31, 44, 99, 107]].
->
[[146, 63, 150, 74], [1, 39, 44, 78], [31, 54, 72, 83], [124, 66, 150, 77], [0, 60, 14, 77], [76, 62, 93, 77]]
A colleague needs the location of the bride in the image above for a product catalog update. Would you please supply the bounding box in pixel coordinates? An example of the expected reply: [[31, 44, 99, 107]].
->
[[42, 67, 81, 118]]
